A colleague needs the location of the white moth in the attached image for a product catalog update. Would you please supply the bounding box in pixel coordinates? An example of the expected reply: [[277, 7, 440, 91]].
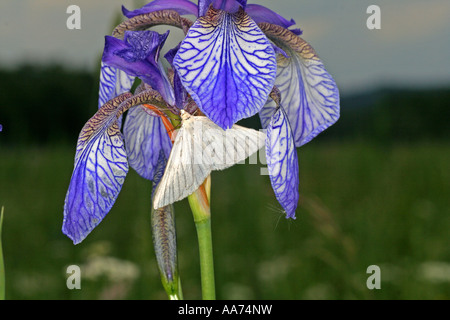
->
[[153, 110, 266, 209]]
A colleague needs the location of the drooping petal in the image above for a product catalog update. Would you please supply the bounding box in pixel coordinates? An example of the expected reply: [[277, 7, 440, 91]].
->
[[266, 106, 299, 219], [102, 30, 175, 106], [122, 0, 199, 19], [98, 62, 135, 108], [63, 93, 132, 244], [123, 105, 172, 181], [174, 6, 277, 129], [259, 24, 340, 147]]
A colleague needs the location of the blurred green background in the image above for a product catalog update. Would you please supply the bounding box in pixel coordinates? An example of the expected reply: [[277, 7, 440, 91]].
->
[[1, 66, 449, 300], [1, 0, 450, 300]]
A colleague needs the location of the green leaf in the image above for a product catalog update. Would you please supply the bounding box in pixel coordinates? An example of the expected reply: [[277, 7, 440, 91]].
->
[[0, 206, 5, 300]]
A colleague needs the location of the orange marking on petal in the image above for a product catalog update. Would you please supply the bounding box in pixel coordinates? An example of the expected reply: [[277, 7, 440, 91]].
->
[[143, 104, 177, 142]]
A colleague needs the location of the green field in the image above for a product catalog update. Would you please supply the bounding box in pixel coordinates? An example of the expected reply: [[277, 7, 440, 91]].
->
[[0, 142, 449, 299]]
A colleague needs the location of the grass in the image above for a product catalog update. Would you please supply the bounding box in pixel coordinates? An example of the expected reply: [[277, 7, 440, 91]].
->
[[0, 141, 449, 299]]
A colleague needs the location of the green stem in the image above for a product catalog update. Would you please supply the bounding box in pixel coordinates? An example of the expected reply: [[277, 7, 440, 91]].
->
[[195, 217, 215, 300], [188, 181, 215, 300], [176, 276, 184, 300], [0, 206, 5, 300]]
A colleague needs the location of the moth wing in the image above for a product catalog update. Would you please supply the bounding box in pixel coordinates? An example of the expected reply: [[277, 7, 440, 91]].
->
[[195, 117, 266, 171], [153, 116, 266, 209], [152, 124, 210, 209]]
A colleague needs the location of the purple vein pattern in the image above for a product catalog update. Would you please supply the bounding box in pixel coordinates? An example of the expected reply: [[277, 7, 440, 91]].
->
[[259, 26, 339, 147], [98, 62, 135, 109], [265, 107, 299, 219], [174, 6, 276, 129], [63, 94, 132, 244], [123, 105, 172, 181]]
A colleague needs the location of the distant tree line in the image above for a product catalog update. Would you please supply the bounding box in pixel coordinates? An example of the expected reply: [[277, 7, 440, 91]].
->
[[0, 65, 97, 146], [0, 65, 449, 146], [326, 87, 450, 144]]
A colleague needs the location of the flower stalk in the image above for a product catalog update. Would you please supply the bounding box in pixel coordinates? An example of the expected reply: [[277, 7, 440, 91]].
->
[[187, 177, 215, 300]]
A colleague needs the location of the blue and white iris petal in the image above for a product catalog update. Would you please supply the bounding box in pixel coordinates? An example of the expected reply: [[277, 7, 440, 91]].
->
[[265, 106, 299, 219], [98, 62, 135, 109], [102, 30, 175, 106], [123, 105, 172, 181], [174, 6, 277, 129], [63, 94, 132, 244], [259, 28, 340, 147], [63, 0, 340, 243]]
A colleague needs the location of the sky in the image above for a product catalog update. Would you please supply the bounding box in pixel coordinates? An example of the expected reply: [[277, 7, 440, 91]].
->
[[0, 0, 449, 95]]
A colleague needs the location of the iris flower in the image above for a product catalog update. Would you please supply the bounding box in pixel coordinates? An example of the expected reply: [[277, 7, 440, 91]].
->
[[63, 0, 339, 247]]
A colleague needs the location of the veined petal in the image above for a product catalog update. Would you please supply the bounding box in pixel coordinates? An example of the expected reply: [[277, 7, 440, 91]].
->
[[174, 6, 276, 129], [98, 62, 135, 108], [63, 93, 132, 244], [259, 24, 340, 147], [122, 0, 199, 18], [102, 30, 175, 106], [123, 105, 172, 181], [266, 106, 299, 219]]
